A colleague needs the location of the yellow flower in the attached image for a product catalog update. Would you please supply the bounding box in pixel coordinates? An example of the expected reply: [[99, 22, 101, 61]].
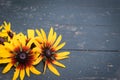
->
[[34, 27, 70, 76], [0, 21, 15, 45], [0, 21, 15, 38], [0, 32, 41, 80]]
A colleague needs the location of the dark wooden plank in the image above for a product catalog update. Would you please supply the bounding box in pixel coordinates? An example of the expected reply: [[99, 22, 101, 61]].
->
[[52, 24, 120, 50], [1, 0, 120, 9], [1, 0, 120, 25], [0, 51, 120, 80]]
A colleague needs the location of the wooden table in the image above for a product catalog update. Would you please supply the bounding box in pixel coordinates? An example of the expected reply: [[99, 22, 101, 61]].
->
[[0, 0, 120, 80]]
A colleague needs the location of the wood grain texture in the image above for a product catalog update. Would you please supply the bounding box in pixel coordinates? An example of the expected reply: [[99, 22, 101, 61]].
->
[[0, 0, 120, 80]]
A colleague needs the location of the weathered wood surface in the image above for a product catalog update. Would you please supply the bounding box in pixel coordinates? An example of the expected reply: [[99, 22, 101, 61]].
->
[[0, 0, 120, 80]]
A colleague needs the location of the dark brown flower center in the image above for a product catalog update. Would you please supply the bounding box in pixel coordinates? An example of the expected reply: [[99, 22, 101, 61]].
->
[[20, 53, 26, 59], [0, 37, 8, 45], [44, 49, 52, 58], [7, 31, 14, 39], [0, 37, 5, 45], [16, 52, 27, 63]]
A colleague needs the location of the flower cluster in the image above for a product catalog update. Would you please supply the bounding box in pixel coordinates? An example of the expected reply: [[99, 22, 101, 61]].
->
[[0, 21, 70, 80]]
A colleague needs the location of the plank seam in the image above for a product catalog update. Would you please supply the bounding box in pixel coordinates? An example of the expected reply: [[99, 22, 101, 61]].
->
[[61, 49, 120, 52]]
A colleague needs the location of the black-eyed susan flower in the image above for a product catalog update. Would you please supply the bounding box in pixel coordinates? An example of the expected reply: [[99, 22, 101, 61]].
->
[[0, 21, 15, 39], [0, 32, 41, 80], [34, 27, 70, 76], [0, 21, 15, 45], [0, 23, 7, 45]]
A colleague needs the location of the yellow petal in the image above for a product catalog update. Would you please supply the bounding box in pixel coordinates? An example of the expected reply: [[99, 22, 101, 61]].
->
[[51, 32, 57, 45], [1, 29, 6, 33], [12, 39, 20, 47], [36, 29, 43, 41], [32, 47, 41, 53], [2, 63, 13, 73], [27, 39, 34, 48], [12, 68, 20, 80], [4, 42, 14, 51], [0, 58, 11, 64], [33, 53, 40, 59], [33, 39, 41, 47], [48, 27, 54, 42], [0, 51, 13, 58], [16, 32, 24, 38], [30, 66, 41, 75], [33, 56, 43, 65], [26, 67, 30, 77], [56, 51, 70, 57], [40, 29, 47, 41], [20, 69, 25, 80], [17, 33, 26, 46], [52, 60, 65, 68], [13, 33, 25, 46], [43, 62, 47, 74], [4, 21, 11, 31], [0, 32, 7, 37], [52, 35, 62, 48], [55, 42, 66, 51], [27, 29, 34, 38], [36, 29, 42, 37], [48, 63, 60, 76], [55, 56, 69, 60]]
